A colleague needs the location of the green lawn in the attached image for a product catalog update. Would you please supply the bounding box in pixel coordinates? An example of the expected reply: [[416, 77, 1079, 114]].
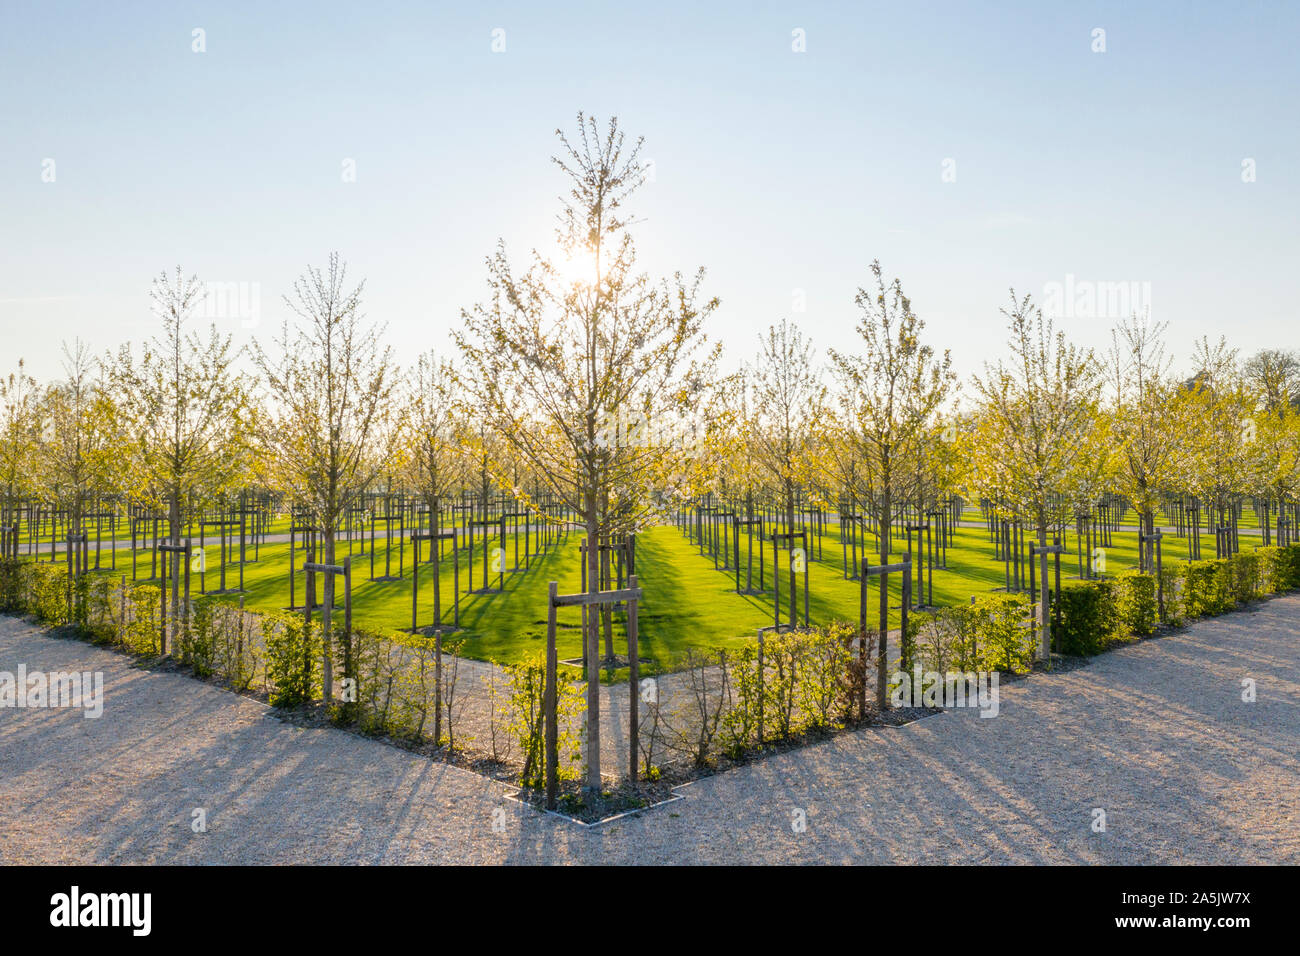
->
[[56, 512, 1219, 673]]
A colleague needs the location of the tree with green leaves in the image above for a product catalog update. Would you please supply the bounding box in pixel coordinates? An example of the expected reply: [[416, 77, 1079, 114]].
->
[[829, 261, 954, 706], [456, 114, 719, 790], [0, 359, 40, 536], [969, 292, 1101, 657], [39, 341, 122, 547], [970, 291, 1101, 546], [1182, 336, 1254, 554], [1243, 348, 1300, 414], [829, 261, 955, 562], [110, 267, 249, 621], [253, 253, 398, 712], [1104, 314, 1187, 569], [748, 318, 826, 621]]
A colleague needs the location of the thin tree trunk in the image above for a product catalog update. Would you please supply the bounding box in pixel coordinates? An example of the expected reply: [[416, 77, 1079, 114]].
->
[[584, 501, 601, 790]]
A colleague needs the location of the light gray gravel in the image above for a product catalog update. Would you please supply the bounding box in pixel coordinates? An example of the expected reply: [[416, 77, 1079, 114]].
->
[[2, 595, 1298, 864]]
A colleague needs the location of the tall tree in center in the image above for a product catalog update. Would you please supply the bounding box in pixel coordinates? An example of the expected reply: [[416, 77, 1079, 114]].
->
[[456, 114, 720, 790]]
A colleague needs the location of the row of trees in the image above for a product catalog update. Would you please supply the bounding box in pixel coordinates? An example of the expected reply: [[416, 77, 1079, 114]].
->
[[3, 114, 1298, 789], [711, 299, 1299, 559]]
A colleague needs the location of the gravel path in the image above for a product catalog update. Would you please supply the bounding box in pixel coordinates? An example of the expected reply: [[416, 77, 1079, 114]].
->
[[2, 596, 1298, 864]]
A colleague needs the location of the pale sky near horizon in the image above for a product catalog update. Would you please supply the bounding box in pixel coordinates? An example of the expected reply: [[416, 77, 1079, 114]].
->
[[2, 0, 1297, 387]]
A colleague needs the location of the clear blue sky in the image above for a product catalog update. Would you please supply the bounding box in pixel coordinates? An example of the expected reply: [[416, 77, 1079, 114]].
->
[[2, 0, 1296, 384]]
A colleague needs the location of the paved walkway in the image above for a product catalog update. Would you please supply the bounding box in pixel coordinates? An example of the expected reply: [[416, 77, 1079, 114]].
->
[[2, 596, 1297, 864]]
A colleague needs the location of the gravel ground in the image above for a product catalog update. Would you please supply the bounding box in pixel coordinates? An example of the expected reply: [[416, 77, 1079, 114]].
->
[[2, 596, 1297, 864]]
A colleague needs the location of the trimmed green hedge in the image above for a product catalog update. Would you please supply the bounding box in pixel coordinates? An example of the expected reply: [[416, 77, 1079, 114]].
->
[[1043, 544, 1300, 655], [1116, 571, 1158, 639], [1055, 579, 1118, 656], [913, 593, 1035, 675], [1055, 572, 1158, 656]]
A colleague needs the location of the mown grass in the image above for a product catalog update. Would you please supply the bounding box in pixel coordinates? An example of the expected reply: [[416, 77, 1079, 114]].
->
[[53, 510, 1207, 671]]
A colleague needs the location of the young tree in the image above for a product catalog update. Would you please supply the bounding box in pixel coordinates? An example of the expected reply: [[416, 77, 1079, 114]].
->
[[829, 261, 955, 561], [970, 291, 1101, 544], [1243, 348, 1300, 414], [1104, 314, 1187, 569], [748, 318, 825, 624], [404, 351, 466, 528], [829, 261, 954, 706], [969, 292, 1101, 656], [1182, 336, 1253, 554], [456, 114, 720, 789], [253, 253, 398, 711], [110, 268, 248, 619], [749, 318, 826, 531], [1254, 403, 1300, 540], [39, 341, 122, 549], [0, 359, 39, 536]]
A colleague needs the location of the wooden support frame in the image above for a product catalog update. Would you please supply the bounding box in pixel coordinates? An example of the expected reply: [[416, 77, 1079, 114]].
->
[[858, 556, 911, 714], [764, 529, 810, 635], [156, 538, 192, 657], [302, 556, 352, 704], [544, 575, 643, 809], [1028, 541, 1064, 660], [409, 529, 460, 634]]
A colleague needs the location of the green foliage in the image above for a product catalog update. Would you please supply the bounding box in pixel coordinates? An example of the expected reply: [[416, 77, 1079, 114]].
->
[[1115, 572, 1157, 639], [1277, 544, 1300, 591], [181, 598, 217, 677], [120, 583, 162, 655], [1228, 552, 1260, 604], [913, 593, 1035, 673], [966, 594, 1034, 673], [1156, 545, 1300, 626], [1056, 574, 1156, 654], [715, 624, 880, 756], [1158, 562, 1190, 626], [350, 626, 405, 737], [0, 558, 22, 613], [1256, 546, 1287, 595], [348, 627, 464, 745], [1281, 545, 1300, 590], [797, 623, 855, 731], [719, 644, 761, 757], [1185, 559, 1234, 618], [265, 613, 318, 708], [1055, 580, 1117, 656], [23, 562, 69, 624], [762, 631, 802, 740], [501, 652, 582, 789]]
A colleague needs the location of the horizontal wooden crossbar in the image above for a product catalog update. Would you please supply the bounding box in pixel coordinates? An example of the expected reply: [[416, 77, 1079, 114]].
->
[[552, 587, 643, 608], [863, 560, 910, 575], [303, 561, 346, 574]]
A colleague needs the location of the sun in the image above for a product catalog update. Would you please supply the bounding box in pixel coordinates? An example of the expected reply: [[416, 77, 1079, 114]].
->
[[555, 244, 599, 288]]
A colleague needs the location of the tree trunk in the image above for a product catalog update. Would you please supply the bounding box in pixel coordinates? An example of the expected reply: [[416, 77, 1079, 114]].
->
[[584, 498, 601, 790], [785, 481, 797, 628], [323, 528, 335, 705], [168, 486, 181, 657]]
